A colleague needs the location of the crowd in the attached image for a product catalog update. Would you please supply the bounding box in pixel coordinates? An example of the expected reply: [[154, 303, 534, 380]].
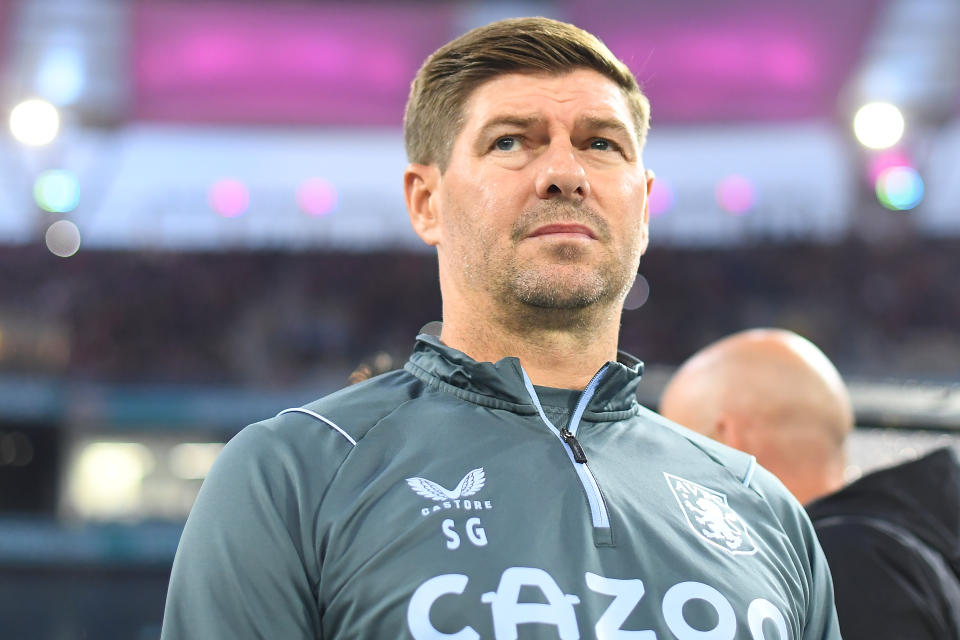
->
[[0, 236, 957, 388]]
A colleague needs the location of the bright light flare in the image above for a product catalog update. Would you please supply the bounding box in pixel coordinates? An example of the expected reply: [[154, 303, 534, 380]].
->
[[875, 166, 923, 211], [45, 220, 81, 257], [9, 98, 60, 146], [208, 178, 250, 218], [648, 179, 675, 218], [715, 175, 757, 215], [169, 442, 224, 480], [70, 442, 155, 518], [867, 149, 912, 182], [34, 169, 80, 213], [37, 47, 86, 105], [853, 102, 904, 150], [623, 274, 651, 310], [297, 178, 337, 217]]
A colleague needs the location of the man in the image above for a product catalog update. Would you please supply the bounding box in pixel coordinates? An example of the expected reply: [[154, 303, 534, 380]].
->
[[162, 19, 840, 639], [661, 328, 960, 639], [659, 328, 854, 506]]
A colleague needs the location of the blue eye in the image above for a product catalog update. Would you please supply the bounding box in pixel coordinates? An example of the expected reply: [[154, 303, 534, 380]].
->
[[495, 137, 518, 151], [590, 138, 612, 151]]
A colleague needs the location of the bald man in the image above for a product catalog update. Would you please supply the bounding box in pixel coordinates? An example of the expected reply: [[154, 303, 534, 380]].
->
[[661, 328, 960, 640], [659, 328, 852, 505]]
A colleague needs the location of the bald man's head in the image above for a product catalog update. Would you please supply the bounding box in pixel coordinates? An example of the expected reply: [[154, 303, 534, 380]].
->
[[660, 329, 853, 504]]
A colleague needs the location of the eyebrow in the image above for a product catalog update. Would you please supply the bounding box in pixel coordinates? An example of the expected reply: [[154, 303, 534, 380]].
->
[[475, 115, 544, 139], [476, 114, 633, 137], [577, 115, 634, 140]]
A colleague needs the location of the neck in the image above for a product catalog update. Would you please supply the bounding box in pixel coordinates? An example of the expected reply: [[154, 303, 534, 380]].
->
[[773, 444, 847, 505], [818, 453, 848, 500], [439, 295, 622, 390]]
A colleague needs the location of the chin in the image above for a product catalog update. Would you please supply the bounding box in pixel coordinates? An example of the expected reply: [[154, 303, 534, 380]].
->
[[514, 278, 608, 310], [500, 261, 629, 310]]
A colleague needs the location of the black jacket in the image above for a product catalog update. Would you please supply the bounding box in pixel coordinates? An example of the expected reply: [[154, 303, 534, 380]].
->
[[806, 447, 960, 639]]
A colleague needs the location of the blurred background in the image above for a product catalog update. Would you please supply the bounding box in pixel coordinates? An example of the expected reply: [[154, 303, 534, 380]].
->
[[0, 0, 958, 636]]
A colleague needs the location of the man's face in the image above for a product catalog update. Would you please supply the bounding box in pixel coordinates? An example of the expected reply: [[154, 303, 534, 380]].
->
[[419, 69, 652, 315]]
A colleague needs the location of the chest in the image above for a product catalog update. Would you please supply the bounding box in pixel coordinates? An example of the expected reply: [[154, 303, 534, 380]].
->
[[314, 414, 805, 639]]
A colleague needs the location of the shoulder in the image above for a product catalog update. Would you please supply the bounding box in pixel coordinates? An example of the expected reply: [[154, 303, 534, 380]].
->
[[812, 511, 949, 582], [212, 369, 424, 485], [814, 517, 916, 563], [633, 410, 837, 632], [635, 405, 760, 486], [636, 405, 813, 537], [267, 367, 425, 447]]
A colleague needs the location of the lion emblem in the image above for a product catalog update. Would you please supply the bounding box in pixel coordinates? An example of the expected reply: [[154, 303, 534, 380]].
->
[[664, 472, 757, 556]]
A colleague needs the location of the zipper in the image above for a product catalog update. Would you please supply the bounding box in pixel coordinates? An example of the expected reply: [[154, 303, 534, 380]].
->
[[559, 428, 587, 463], [521, 365, 611, 529]]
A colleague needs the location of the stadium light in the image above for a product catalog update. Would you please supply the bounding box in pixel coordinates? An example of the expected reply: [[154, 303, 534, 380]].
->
[[36, 47, 86, 106], [623, 274, 651, 311], [69, 442, 155, 519], [715, 174, 757, 216], [34, 169, 80, 213], [648, 178, 676, 218], [297, 178, 338, 217], [9, 98, 61, 146], [853, 102, 904, 150], [45, 220, 82, 257], [208, 178, 250, 218], [875, 166, 924, 211], [169, 442, 224, 480]]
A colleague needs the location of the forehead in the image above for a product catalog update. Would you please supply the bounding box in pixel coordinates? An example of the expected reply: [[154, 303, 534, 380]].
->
[[461, 69, 635, 132]]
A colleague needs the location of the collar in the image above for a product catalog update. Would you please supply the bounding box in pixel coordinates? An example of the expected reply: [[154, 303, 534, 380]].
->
[[404, 331, 644, 418]]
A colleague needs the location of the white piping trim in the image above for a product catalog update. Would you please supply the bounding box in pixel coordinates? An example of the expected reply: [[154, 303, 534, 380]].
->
[[742, 455, 757, 487], [277, 408, 357, 446]]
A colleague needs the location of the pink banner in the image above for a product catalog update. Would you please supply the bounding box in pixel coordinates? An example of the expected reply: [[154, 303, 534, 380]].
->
[[133, 2, 455, 125], [568, 0, 881, 122], [0, 0, 11, 68]]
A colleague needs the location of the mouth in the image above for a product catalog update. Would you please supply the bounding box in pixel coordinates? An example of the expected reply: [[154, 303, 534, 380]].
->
[[526, 223, 597, 240]]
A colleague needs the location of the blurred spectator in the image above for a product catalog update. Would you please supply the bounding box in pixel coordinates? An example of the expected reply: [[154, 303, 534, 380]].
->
[[347, 351, 396, 385], [2, 237, 960, 389], [660, 328, 960, 639], [659, 328, 852, 504]]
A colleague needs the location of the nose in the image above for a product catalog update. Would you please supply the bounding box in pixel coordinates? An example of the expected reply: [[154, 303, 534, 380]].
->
[[534, 142, 590, 201]]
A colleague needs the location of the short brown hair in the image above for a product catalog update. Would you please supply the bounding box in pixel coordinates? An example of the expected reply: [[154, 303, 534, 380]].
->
[[403, 17, 650, 170]]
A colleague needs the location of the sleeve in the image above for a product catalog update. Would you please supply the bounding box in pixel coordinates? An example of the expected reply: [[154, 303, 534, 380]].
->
[[160, 418, 351, 639], [816, 522, 951, 640]]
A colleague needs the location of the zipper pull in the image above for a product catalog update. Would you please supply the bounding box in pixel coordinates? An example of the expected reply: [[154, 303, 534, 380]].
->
[[560, 428, 588, 463]]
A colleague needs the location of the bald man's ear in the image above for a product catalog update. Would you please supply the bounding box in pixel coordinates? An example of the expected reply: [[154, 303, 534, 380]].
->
[[714, 415, 747, 451], [405, 163, 441, 247]]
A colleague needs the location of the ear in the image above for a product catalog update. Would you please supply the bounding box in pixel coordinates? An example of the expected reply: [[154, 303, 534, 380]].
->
[[638, 168, 654, 255], [714, 414, 746, 450], [404, 163, 442, 247]]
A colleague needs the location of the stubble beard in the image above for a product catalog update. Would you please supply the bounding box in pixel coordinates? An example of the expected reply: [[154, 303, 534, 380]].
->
[[505, 243, 622, 310], [463, 202, 639, 319]]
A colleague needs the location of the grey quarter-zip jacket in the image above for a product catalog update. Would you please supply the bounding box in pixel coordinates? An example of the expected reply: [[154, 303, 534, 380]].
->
[[162, 333, 841, 640]]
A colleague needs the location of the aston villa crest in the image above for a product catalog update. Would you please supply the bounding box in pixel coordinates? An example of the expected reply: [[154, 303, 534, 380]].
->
[[664, 472, 757, 556]]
